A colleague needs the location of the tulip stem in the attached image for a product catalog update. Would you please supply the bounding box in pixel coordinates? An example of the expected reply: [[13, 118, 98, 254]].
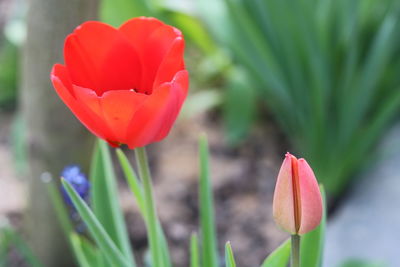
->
[[135, 147, 162, 267], [291, 234, 301, 267]]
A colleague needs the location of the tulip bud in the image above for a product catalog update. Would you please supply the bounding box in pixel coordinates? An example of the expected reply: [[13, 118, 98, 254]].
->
[[273, 153, 322, 235]]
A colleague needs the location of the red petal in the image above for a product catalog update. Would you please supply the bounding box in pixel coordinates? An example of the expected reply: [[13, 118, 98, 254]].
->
[[153, 37, 185, 88], [99, 90, 148, 143], [119, 17, 165, 56], [125, 70, 188, 149], [141, 25, 182, 93], [72, 86, 148, 143], [153, 70, 188, 141], [297, 159, 323, 234], [65, 21, 140, 95], [50, 64, 116, 141]]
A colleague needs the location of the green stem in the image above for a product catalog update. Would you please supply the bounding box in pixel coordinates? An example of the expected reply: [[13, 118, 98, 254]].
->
[[135, 147, 162, 267], [291, 234, 300, 267]]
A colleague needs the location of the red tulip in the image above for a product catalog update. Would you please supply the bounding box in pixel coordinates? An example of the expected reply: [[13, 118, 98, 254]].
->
[[51, 17, 188, 149], [273, 153, 323, 235]]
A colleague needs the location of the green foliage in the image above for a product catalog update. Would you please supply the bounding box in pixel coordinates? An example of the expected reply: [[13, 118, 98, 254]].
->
[[200, 0, 400, 194], [300, 185, 326, 267], [0, 224, 43, 267], [134, 147, 167, 267], [339, 259, 387, 267], [90, 140, 135, 266], [69, 233, 108, 267], [225, 242, 237, 267], [0, 38, 18, 110], [100, 0, 152, 26], [261, 239, 291, 267], [190, 233, 200, 267], [199, 135, 219, 267], [117, 148, 171, 267], [62, 179, 133, 267], [223, 67, 256, 144]]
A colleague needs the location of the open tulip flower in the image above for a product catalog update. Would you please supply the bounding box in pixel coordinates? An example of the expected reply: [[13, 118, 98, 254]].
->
[[51, 17, 188, 149], [273, 152, 323, 235]]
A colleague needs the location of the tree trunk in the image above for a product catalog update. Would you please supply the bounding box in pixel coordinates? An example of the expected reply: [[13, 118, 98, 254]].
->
[[21, 0, 98, 266]]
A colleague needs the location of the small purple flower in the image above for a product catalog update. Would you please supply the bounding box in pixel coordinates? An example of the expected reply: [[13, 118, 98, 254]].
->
[[61, 165, 90, 206]]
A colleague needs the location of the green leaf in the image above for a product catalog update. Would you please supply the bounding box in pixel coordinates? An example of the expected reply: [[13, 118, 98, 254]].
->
[[261, 239, 291, 267], [90, 140, 135, 266], [0, 226, 43, 267], [300, 185, 327, 267], [225, 242, 237, 267], [162, 9, 216, 54], [223, 67, 257, 144], [199, 134, 219, 267], [62, 179, 132, 267], [190, 233, 199, 267], [70, 234, 110, 267], [45, 177, 74, 238], [70, 234, 93, 267], [339, 259, 387, 267]]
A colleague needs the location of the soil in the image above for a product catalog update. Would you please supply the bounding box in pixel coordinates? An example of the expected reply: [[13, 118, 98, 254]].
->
[[0, 110, 289, 267]]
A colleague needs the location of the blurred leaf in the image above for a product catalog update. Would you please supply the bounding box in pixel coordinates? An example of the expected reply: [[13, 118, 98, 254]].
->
[[45, 176, 74, 236], [206, 0, 400, 195], [190, 233, 199, 267], [196, 0, 229, 42], [199, 134, 219, 267], [182, 89, 222, 118], [261, 239, 291, 267], [70, 234, 93, 267], [225, 242, 237, 267], [162, 9, 216, 54], [62, 179, 132, 267], [223, 68, 256, 144], [0, 225, 43, 267], [100, 0, 152, 26], [70, 233, 109, 267], [339, 259, 387, 267], [0, 39, 18, 110], [90, 140, 135, 266], [300, 185, 326, 267]]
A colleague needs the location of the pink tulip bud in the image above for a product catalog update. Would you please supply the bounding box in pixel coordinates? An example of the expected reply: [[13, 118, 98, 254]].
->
[[273, 152, 323, 235]]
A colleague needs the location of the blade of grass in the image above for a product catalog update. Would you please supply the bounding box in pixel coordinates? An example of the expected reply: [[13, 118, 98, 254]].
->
[[70, 234, 92, 267], [44, 174, 74, 238], [190, 233, 200, 267], [199, 134, 218, 267], [225, 242, 237, 267], [62, 178, 132, 267], [90, 140, 135, 266]]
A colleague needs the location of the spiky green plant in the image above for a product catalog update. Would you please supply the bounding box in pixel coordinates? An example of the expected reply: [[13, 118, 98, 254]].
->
[[200, 0, 400, 194]]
